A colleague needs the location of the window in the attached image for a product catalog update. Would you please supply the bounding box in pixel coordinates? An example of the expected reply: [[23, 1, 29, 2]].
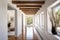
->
[[26, 17, 33, 25], [53, 5, 60, 36], [48, 4, 60, 35], [40, 12, 44, 29]]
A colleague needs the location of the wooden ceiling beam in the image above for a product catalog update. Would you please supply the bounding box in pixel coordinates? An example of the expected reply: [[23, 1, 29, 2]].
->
[[12, 1, 45, 4], [16, 4, 42, 5], [17, 5, 42, 7], [12, 0, 44, 15], [18, 7, 41, 9], [22, 10, 38, 15], [20, 8, 39, 10]]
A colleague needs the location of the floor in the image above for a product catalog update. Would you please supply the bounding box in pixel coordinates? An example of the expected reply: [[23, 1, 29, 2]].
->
[[8, 27, 39, 40], [8, 35, 17, 40]]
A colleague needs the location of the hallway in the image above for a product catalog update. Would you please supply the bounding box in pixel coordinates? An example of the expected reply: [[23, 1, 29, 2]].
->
[[8, 26, 39, 40], [0, 0, 60, 40]]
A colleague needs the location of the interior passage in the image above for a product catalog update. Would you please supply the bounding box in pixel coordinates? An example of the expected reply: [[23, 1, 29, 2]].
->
[[8, 26, 40, 40]]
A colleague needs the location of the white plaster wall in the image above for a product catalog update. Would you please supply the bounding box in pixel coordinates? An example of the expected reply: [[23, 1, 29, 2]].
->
[[0, 0, 8, 40], [7, 10, 15, 21], [7, 10, 15, 35], [39, 12, 45, 29], [35, 0, 57, 33], [22, 13, 25, 37], [23, 14, 26, 27], [17, 10, 25, 37], [8, 2, 25, 37], [17, 10, 22, 37], [36, 0, 57, 31], [34, 15, 39, 26]]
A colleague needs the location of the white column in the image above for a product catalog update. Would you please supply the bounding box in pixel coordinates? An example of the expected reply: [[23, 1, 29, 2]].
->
[[44, 10, 47, 32], [0, 0, 8, 40], [15, 10, 17, 37]]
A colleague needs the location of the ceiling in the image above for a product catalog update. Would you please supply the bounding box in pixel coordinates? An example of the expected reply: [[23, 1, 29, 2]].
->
[[12, 0, 45, 15]]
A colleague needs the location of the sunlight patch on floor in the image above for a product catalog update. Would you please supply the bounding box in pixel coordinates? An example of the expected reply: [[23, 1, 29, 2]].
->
[[26, 27, 33, 40]]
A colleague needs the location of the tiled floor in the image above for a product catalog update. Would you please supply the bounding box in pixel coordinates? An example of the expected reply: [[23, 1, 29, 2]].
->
[[8, 27, 38, 40]]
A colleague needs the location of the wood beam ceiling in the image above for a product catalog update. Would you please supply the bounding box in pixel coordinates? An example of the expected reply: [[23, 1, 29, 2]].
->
[[12, 0, 45, 15], [19, 8, 39, 15], [22, 10, 38, 15]]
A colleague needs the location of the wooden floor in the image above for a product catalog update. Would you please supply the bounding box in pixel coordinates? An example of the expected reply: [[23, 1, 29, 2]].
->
[[8, 36, 17, 40], [8, 33, 38, 40], [8, 27, 38, 40]]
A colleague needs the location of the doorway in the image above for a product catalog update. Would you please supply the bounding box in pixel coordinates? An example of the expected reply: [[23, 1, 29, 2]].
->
[[7, 10, 16, 40], [25, 15, 34, 40]]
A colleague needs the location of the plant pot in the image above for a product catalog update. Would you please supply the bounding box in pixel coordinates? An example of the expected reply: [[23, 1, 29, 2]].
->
[[51, 26, 57, 35]]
